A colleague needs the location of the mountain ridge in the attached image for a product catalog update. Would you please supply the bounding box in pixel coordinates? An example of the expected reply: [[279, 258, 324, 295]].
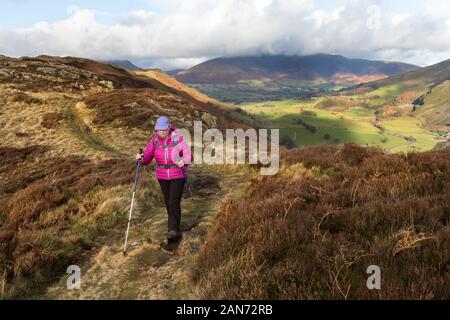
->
[[175, 54, 420, 85], [345, 58, 450, 92]]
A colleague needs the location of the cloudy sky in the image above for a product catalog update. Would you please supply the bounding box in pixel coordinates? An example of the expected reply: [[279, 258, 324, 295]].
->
[[1, 0, 449, 70]]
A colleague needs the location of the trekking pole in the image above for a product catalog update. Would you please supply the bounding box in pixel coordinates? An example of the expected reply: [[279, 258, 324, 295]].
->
[[123, 148, 143, 256], [180, 166, 193, 199]]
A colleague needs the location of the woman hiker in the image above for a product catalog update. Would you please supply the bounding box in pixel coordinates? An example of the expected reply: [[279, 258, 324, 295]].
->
[[136, 116, 192, 243]]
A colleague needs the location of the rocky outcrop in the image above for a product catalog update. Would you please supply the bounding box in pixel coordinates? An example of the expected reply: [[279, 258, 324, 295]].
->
[[433, 140, 450, 150], [0, 56, 121, 92], [200, 112, 217, 128], [412, 95, 425, 112]]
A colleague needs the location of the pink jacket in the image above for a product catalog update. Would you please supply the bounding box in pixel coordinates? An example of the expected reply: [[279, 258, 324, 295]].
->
[[141, 125, 192, 180]]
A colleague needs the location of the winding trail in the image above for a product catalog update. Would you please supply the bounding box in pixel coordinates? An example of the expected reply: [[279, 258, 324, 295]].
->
[[65, 101, 128, 157], [35, 100, 249, 299], [44, 168, 246, 300]]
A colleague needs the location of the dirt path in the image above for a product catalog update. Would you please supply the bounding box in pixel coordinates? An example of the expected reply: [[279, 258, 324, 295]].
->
[[43, 168, 246, 300], [36, 100, 250, 300], [65, 101, 128, 156]]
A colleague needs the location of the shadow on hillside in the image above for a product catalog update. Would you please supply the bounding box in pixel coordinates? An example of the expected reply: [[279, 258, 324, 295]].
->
[[274, 113, 378, 147]]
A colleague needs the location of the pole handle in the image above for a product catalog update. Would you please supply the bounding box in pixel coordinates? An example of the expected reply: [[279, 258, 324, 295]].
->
[[136, 148, 143, 164]]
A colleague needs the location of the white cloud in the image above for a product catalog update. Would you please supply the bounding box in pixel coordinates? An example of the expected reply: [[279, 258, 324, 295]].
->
[[136, 56, 210, 70], [0, 0, 449, 69], [120, 10, 157, 26]]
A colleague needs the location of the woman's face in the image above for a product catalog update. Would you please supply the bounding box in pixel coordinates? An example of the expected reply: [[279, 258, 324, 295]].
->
[[157, 129, 169, 138]]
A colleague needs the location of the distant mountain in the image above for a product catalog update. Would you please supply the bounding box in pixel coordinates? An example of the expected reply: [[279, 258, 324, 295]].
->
[[175, 54, 419, 85], [104, 60, 142, 71], [166, 69, 185, 77]]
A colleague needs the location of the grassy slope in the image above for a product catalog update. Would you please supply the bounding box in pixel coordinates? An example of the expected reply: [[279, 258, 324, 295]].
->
[[134, 69, 226, 107], [415, 80, 450, 130], [380, 117, 440, 152], [343, 59, 450, 131], [354, 58, 450, 92]]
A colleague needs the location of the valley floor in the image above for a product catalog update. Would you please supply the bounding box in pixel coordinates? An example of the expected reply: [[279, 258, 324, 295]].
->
[[240, 99, 444, 152]]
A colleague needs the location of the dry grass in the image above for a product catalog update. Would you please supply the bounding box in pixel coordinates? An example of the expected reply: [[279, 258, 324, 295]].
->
[[10, 92, 43, 105], [41, 112, 64, 129], [0, 146, 160, 298], [84, 89, 202, 130], [83, 88, 249, 132], [392, 227, 436, 256], [135, 69, 226, 107], [191, 144, 450, 299]]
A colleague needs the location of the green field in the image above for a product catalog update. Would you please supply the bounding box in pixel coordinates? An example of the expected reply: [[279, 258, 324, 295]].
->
[[240, 98, 439, 152], [380, 117, 441, 152]]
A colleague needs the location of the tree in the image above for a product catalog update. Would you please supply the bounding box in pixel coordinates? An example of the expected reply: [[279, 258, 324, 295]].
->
[[280, 135, 296, 149]]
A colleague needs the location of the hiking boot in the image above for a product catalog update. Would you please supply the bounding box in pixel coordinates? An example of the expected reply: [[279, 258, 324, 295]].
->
[[167, 230, 181, 242]]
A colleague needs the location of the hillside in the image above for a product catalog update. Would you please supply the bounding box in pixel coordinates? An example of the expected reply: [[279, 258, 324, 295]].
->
[[348, 58, 450, 93], [176, 54, 419, 85], [133, 69, 261, 129], [342, 58, 450, 132], [192, 144, 450, 299], [135, 69, 227, 107], [0, 54, 249, 298]]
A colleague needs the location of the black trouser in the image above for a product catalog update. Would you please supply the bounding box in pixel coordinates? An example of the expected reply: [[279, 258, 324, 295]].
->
[[158, 179, 185, 234]]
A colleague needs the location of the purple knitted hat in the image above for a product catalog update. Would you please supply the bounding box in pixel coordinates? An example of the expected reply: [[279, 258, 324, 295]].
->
[[154, 116, 170, 131]]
